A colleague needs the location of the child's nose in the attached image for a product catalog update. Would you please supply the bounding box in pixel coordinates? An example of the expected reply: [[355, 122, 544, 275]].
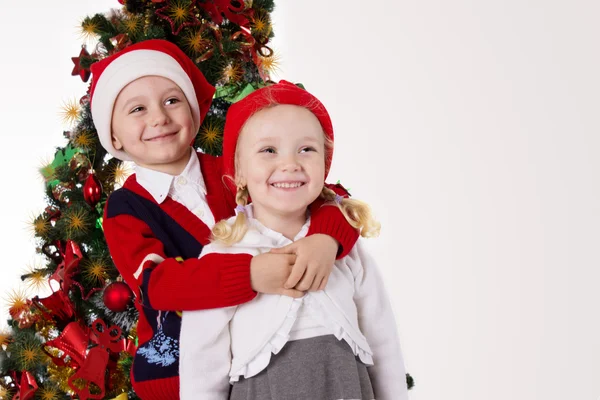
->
[[280, 155, 301, 172], [149, 107, 170, 127]]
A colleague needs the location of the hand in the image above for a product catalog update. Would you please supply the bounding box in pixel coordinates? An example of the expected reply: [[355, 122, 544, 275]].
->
[[249, 253, 304, 298], [270, 234, 338, 292]]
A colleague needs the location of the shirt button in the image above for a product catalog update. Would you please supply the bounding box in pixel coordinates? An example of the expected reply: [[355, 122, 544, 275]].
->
[[194, 208, 204, 218], [177, 177, 187, 186]]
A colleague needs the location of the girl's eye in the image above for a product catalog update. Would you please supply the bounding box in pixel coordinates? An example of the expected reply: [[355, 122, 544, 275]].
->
[[260, 147, 276, 154], [165, 97, 179, 105], [300, 146, 316, 153]]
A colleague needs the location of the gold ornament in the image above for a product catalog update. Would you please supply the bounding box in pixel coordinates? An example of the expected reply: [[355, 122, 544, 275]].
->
[[79, 17, 100, 42], [47, 360, 77, 395], [38, 386, 60, 400], [0, 330, 12, 349], [72, 131, 95, 150], [258, 52, 282, 77], [15, 340, 45, 370], [63, 207, 92, 238], [123, 15, 142, 35], [222, 62, 244, 83], [59, 99, 81, 126], [29, 214, 51, 238], [5, 288, 28, 317], [106, 161, 133, 186], [81, 258, 110, 285], [198, 120, 223, 153], [181, 28, 211, 55], [23, 263, 48, 292]]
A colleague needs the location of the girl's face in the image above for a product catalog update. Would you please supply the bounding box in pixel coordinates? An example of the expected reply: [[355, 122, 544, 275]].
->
[[111, 75, 196, 174], [237, 104, 326, 220]]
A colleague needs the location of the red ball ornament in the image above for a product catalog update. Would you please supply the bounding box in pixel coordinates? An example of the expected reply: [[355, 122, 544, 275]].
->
[[103, 282, 133, 312], [83, 173, 103, 206]]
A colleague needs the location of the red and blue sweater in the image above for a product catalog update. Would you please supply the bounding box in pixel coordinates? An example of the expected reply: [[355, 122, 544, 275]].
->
[[103, 151, 359, 399]]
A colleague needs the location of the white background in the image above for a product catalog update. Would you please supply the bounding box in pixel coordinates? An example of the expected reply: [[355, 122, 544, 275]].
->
[[1, 1, 599, 399]]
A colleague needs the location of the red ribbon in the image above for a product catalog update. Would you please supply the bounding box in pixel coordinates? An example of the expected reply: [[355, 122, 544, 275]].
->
[[11, 371, 38, 400], [31, 289, 75, 323], [48, 240, 83, 292], [198, 0, 250, 27]]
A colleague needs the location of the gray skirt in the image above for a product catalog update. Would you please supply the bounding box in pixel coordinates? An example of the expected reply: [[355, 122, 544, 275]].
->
[[230, 335, 374, 400]]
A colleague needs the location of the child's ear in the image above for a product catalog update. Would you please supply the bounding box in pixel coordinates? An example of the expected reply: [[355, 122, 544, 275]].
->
[[112, 133, 123, 150], [235, 175, 247, 188]]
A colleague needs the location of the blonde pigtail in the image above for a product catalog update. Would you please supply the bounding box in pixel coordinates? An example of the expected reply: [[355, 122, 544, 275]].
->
[[211, 185, 251, 245], [321, 187, 381, 238]]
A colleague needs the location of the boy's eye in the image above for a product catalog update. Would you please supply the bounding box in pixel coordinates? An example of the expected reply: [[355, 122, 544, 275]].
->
[[300, 146, 316, 153], [129, 106, 145, 114], [165, 97, 179, 105], [260, 147, 276, 154]]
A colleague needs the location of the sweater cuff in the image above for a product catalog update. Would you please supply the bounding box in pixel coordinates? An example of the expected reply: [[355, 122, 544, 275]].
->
[[307, 205, 360, 259], [219, 253, 257, 305]]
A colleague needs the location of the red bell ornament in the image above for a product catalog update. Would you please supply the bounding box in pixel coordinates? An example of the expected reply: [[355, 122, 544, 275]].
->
[[83, 173, 103, 206]]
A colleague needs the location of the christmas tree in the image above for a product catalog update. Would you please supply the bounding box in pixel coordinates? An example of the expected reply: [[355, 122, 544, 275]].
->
[[0, 1, 278, 398], [0, 1, 414, 398]]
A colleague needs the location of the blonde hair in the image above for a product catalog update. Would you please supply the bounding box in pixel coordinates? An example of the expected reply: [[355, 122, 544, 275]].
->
[[211, 184, 250, 245]]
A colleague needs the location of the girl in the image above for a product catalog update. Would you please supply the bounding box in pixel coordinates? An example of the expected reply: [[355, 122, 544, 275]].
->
[[180, 81, 409, 400]]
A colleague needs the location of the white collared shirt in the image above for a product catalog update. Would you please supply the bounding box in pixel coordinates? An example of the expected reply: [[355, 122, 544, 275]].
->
[[135, 150, 216, 228]]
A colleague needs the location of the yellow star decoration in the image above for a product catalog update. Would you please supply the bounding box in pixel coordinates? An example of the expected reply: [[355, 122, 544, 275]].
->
[[79, 17, 99, 42], [5, 288, 28, 316], [0, 385, 13, 400], [259, 52, 281, 76], [29, 214, 51, 238], [38, 387, 60, 400], [107, 162, 133, 186], [23, 263, 48, 292], [198, 121, 222, 152], [0, 330, 12, 349], [64, 208, 91, 238], [222, 62, 244, 83], [82, 258, 109, 285], [59, 99, 81, 126], [123, 15, 142, 35], [39, 160, 56, 183], [167, 0, 193, 25], [17, 341, 44, 370], [252, 12, 272, 35], [72, 131, 95, 150], [182, 29, 210, 55]]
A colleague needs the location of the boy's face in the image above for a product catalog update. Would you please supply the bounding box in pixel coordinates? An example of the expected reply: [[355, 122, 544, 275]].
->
[[237, 104, 326, 220], [111, 76, 196, 174]]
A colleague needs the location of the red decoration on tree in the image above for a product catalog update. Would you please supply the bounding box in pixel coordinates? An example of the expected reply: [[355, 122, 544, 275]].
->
[[109, 33, 132, 54], [48, 240, 83, 292], [67, 319, 131, 400], [197, 0, 250, 27], [71, 47, 91, 82], [44, 322, 89, 368], [32, 290, 75, 324], [83, 173, 103, 206], [11, 371, 38, 400], [103, 282, 133, 312]]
